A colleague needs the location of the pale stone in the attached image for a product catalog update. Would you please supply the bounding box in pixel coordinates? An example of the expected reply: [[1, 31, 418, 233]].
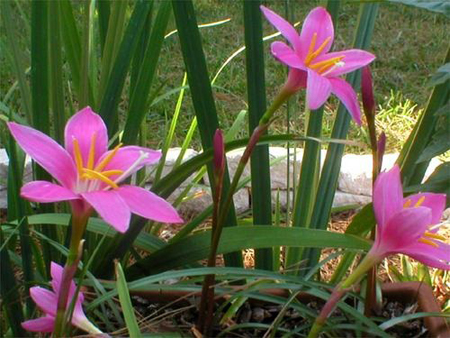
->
[[0, 149, 33, 209], [146, 148, 200, 186], [338, 153, 442, 196], [168, 186, 249, 217]]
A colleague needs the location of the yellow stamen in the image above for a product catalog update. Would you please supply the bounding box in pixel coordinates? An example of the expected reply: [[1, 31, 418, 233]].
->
[[100, 170, 124, 177], [418, 238, 439, 248], [304, 33, 317, 65], [309, 56, 345, 71], [94, 143, 123, 172], [72, 138, 84, 175], [414, 196, 426, 207], [424, 231, 446, 241], [308, 36, 332, 62], [82, 168, 119, 189], [87, 132, 97, 170], [403, 199, 412, 208], [317, 63, 335, 74]]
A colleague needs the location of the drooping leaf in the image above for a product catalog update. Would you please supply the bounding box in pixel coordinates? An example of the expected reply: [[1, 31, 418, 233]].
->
[[428, 63, 450, 87], [388, 0, 450, 17]]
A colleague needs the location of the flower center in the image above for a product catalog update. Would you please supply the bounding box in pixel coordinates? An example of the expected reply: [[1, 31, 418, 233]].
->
[[403, 196, 447, 248], [72, 133, 123, 190], [304, 32, 345, 75]]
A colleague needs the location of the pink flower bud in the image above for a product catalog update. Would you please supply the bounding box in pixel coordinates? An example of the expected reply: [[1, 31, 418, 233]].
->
[[361, 66, 376, 117]]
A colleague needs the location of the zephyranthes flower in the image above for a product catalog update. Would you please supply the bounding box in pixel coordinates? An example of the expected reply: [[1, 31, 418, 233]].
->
[[8, 107, 182, 232], [22, 262, 101, 334], [261, 6, 376, 125], [369, 165, 449, 269]]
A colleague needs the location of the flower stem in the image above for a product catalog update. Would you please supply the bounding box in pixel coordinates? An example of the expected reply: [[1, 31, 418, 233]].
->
[[307, 253, 380, 338], [53, 210, 89, 337]]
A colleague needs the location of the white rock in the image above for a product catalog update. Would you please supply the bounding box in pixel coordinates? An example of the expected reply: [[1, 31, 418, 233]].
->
[[270, 189, 372, 212], [0, 149, 33, 209], [168, 186, 249, 217], [146, 148, 200, 186], [338, 153, 442, 196]]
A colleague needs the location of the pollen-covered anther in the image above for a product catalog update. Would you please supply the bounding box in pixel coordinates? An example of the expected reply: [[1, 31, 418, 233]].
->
[[82, 168, 119, 189], [418, 237, 439, 248]]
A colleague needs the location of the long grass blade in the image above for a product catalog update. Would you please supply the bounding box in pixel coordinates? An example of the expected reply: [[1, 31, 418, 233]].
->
[[99, 0, 153, 133], [397, 47, 450, 186], [31, 0, 58, 269], [122, 0, 171, 145], [115, 261, 142, 338], [171, 0, 241, 267], [97, 0, 111, 57], [243, 0, 273, 270], [1, 1, 32, 122], [48, 0, 66, 144]]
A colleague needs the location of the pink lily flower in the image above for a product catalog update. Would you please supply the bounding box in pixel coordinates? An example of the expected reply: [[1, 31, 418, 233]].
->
[[22, 262, 101, 334], [261, 6, 376, 125], [369, 165, 449, 270], [8, 107, 183, 233]]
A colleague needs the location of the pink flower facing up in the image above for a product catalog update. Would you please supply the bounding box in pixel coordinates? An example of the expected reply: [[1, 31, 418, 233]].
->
[[261, 6, 376, 125], [369, 165, 449, 270], [8, 107, 183, 233], [22, 262, 101, 334]]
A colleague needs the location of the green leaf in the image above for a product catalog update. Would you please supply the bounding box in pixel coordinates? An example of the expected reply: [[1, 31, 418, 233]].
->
[[379, 312, 450, 330], [122, 0, 171, 145], [171, 0, 241, 267], [243, 0, 272, 270], [115, 261, 142, 338], [388, 0, 450, 17], [99, 0, 153, 133], [127, 226, 370, 277], [428, 63, 450, 87], [398, 47, 450, 186], [416, 99, 450, 162]]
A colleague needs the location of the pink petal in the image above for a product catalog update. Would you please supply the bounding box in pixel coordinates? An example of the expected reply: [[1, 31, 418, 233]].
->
[[306, 69, 331, 110], [7, 122, 77, 189], [30, 287, 57, 317], [117, 185, 183, 224], [81, 190, 131, 233], [403, 192, 446, 225], [21, 181, 79, 203], [373, 165, 404, 228], [260, 5, 301, 51], [270, 41, 305, 69], [99, 146, 162, 181], [50, 262, 82, 304], [313, 49, 375, 77], [22, 316, 55, 332], [299, 7, 334, 60], [402, 242, 450, 270], [329, 77, 362, 125], [64, 107, 108, 167], [373, 207, 431, 257]]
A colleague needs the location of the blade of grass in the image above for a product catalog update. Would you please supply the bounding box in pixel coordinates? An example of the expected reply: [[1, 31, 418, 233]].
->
[[243, 0, 272, 270], [154, 73, 187, 183], [126, 226, 371, 277], [31, 0, 58, 269], [0, 226, 27, 337], [98, 0, 128, 101], [397, 47, 450, 186], [122, 0, 172, 145], [172, 0, 241, 267], [115, 261, 142, 338], [99, 0, 153, 133], [97, 0, 110, 56], [1, 1, 32, 122], [48, 0, 66, 144]]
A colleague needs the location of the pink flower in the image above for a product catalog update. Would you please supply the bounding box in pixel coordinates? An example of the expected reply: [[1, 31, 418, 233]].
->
[[261, 6, 376, 125], [22, 262, 101, 334], [369, 165, 449, 270], [8, 107, 183, 233]]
